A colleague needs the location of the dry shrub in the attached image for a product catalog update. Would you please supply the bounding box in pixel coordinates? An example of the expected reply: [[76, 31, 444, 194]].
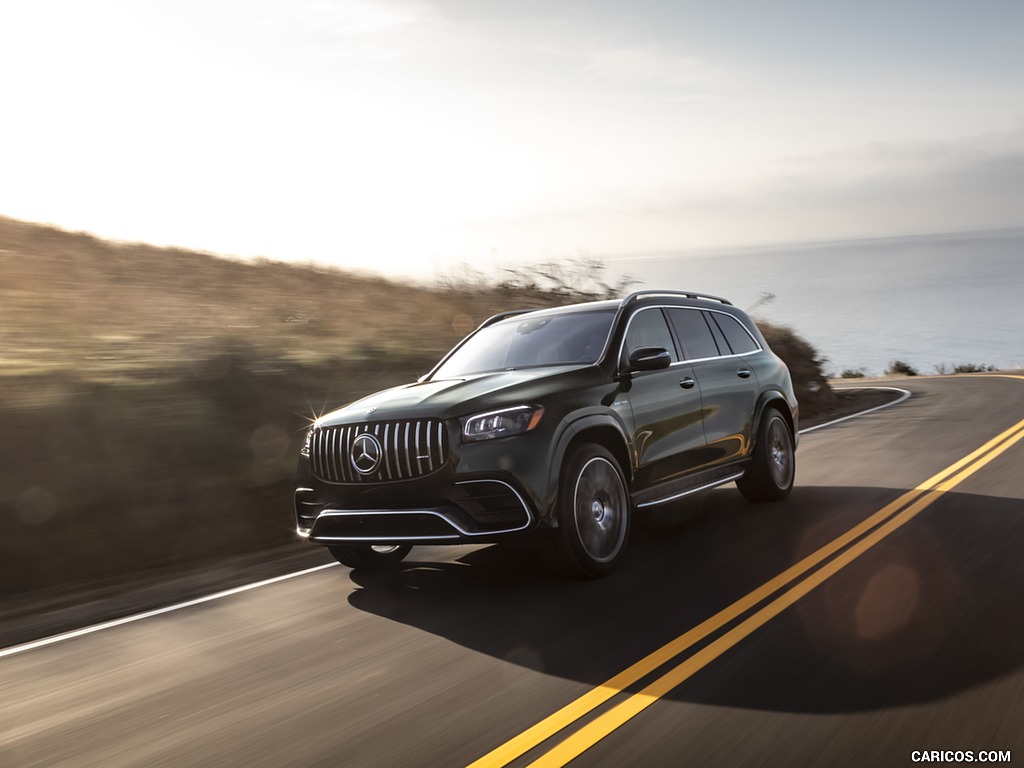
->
[[756, 320, 835, 418]]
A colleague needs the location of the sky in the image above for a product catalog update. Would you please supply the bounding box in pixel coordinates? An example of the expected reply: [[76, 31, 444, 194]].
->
[[2, 0, 1023, 278]]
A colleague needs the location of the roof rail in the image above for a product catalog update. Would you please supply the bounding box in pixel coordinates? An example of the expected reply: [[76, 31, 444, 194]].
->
[[478, 309, 532, 328], [620, 290, 733, 306]]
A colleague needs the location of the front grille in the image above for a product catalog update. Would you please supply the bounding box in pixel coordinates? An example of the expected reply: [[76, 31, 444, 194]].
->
[[309, 419, 448, 484]]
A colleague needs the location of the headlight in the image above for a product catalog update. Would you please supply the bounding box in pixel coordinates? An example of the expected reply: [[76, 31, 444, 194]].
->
[[462, 405, 544, 442], [301, 426, 315, 456]]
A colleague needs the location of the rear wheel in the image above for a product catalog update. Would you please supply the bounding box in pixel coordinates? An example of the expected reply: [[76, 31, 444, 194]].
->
[[547, 443, 630, 577], [328, 543, 412, 570], [737, 409, 795, 502]]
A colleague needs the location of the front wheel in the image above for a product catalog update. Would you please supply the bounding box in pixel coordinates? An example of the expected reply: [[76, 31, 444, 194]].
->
[[547, 443, 631, 578], [737, 410, 795, 502], [328, 543, 412, 570]]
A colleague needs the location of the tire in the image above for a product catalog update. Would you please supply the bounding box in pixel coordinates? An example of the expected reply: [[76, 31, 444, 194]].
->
[[547, 443, 631, 578], [328, 543, 412, 570], [737, 409, 795, 502]]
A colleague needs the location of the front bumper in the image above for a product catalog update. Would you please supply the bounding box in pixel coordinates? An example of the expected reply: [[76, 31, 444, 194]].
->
[[295, 412, 564, 546], [295, 475, 538, 545]]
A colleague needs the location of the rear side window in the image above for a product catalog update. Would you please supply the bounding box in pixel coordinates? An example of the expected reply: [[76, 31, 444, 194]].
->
[[623, 308, 679, 363], [666, 308, 720, 360], [710, 313, 760, 355], [702, 311, 730, 354]]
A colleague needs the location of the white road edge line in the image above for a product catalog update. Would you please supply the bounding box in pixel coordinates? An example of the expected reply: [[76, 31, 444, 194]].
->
[[800, 386, 912, 434], [2, 386, 912, 660], [0, 562, 339, 659]]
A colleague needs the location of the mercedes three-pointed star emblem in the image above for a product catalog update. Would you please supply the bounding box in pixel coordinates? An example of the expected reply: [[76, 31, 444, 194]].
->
[[350, 432, 383, 475]]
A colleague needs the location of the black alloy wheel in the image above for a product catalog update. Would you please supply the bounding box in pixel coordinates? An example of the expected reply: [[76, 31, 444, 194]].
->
[[548, 443, 631, 577], [737, 409, 795, 502]]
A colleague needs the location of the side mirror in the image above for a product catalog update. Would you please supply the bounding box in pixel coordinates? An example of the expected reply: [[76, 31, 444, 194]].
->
[[627, 346, 672, 372]]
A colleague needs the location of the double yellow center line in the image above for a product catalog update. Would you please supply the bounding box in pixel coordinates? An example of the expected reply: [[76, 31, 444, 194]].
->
[[470, 396, 1024, 768]]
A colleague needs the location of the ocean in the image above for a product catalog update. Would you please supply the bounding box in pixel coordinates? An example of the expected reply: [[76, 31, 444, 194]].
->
[[610, 228, 1024, 376]]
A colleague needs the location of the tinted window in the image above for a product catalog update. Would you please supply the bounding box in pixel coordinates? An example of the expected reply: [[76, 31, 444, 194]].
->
[[703, 311, 730, 354], [666, 308, 720, 360], [623, 308, 678, 363], [431, 309, 615, 378], [711, 313, 760, 355]]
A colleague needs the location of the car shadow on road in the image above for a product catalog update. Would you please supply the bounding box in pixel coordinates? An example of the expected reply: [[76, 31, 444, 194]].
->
[[342, 484, 1024, 714]]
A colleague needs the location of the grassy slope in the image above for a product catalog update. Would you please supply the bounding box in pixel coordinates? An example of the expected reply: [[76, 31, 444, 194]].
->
[[0, 216, 522, 377], [0, 216, 833, 600]]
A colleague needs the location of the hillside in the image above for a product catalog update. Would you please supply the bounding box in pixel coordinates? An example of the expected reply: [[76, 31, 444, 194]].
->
[[0, 215, 831, 397], [0, 215, 516, 379]]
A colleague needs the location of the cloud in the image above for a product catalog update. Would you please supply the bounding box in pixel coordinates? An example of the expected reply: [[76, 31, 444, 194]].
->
[[251, 0, 432, 51], [580, 45, 737, 101], [662, 133, 1024, 246], [459, 131, 1024, 259]]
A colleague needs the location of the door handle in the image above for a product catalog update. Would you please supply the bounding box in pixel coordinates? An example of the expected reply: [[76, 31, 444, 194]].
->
[[679, 378, 696, 389], [737, 369, 752, 379]]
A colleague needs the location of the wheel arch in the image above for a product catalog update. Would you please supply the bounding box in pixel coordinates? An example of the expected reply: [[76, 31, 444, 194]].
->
[[543, 414, 633, 525], [752, 391, 797, 451]]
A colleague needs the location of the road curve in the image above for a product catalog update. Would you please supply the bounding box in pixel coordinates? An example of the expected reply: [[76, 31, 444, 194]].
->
[[2, 375, 1023, 768]]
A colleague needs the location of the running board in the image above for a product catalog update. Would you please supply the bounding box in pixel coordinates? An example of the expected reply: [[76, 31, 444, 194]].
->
[[633, 464, 748, 509]]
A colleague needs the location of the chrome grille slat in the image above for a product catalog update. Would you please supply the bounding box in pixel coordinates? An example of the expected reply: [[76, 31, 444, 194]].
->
[[342, 428, 350, 481], [347, 426, 357, 482], [340, 427, 347, 483], [425, 423, 433, 473], [415, 421, 423, 474], [340, 426, 351, 483], [318, 428, 327, 481], [310, 418, 447, 484], [319, 428, 328, 481], [393, 422, 402, 480], [403, 422, 412, 478], [312, 429, 322, 478]]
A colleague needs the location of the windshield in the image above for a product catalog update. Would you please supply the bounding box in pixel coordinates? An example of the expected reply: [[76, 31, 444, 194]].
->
[[431, 309, 615, 378]]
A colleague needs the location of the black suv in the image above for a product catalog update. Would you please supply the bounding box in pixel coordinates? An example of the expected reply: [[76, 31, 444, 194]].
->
[[295, 290, 798, 577]]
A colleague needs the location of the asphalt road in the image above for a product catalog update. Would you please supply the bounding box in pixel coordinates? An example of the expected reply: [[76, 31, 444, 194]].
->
[[3, 375, 1023, 768]]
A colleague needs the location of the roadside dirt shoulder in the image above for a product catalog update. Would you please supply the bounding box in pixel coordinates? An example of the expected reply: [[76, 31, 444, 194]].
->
[[801, 385, 906, 430]]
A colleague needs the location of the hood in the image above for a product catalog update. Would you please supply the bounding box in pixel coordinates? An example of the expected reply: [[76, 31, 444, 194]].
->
[[318, 365, 597, 426]]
